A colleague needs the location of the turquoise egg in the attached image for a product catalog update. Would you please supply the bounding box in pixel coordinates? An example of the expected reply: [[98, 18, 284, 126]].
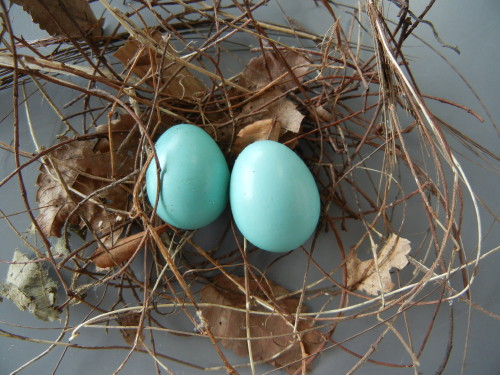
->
[[145, 124, 229, 229], [230, 140, 320, 252]]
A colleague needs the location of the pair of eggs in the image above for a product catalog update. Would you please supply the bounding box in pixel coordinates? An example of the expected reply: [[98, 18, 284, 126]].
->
[[145, 124, 320, 252]]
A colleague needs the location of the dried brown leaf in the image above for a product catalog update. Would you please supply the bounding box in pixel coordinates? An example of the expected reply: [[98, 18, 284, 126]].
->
[[12, 0, 102, 37], [346, 234, 411, 295], [230, 50, 309, 149], [114, 32, 205, 101], [270, 97, 305, 133], [240, 88, 304, 133], [233, 119, 280, 154], [91, 224, 169, 268], [239, 50, 310, 92], [312, 105, 333, 122], [117, 313, 144, 347], [36, 114, 138, 239], [91, 230, 144, 268], [35, 144, 84, 237], [200, 274, 323, 374]]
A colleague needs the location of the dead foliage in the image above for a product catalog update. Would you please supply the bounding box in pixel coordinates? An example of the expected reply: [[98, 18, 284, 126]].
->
[[346, 235, 411, 295], [113, 31, 206, 102], [12, 0, 102, 37], [91, 224, 169, 268], [36, 114, 138, 242], [201, 274, 323, 374]]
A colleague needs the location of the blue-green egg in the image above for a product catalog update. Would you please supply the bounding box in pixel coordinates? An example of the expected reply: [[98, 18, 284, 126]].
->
[[145, 124, 229, 229], [230, 140, 320, 252]]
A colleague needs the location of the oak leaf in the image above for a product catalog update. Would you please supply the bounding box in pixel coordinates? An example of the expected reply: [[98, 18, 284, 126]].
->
[[200, 274, 323, 374], [12, 0, 102, 37], [346, 234, 411, 295], [236, 50, 310, 137], [240, 88, 305, 134]]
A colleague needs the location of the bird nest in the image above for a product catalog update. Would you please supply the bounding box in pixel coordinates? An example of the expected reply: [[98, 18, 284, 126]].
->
[[0, 1, 496, 374]]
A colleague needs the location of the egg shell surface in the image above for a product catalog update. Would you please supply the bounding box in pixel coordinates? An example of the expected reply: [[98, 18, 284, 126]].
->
[[230, 140, 320, 252], [146, 124, 229, 229]]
